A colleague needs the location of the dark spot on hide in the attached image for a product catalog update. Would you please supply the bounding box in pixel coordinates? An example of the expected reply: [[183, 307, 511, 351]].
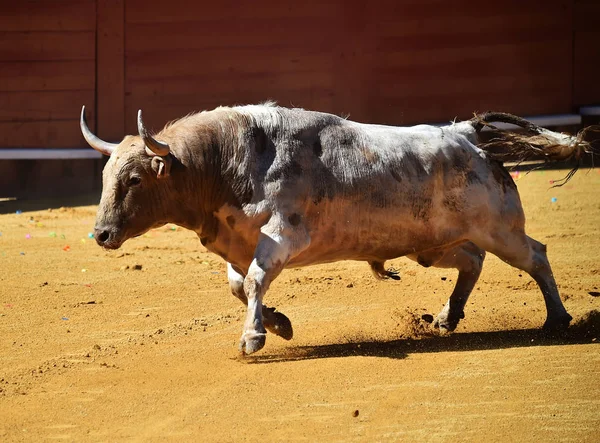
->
[[411, 195, 432, 221], [313, 187, 326, 205], [387, 153, 427, 183], [319, 125, 357, 152], [371, 190, 387, 208], [200, 215, 219, 246], [218, 172, 254, 210], [253, 126, 269, 155], [490, 160, 517, 193], [452, 152, 468, 171], [288, 213, 301, 226], [338, 131, 354, 148], [313, 139, 323, 157], [466, 170, 481, 184], [230, 179, 254, 207], [293, 126, 322, 158], [289, 160, 303, 176], [267, 159, 303, 182], [252, 125, 276, 179], [443, 194, 462, 212], [417, 255, 433, 267], [226, 215, 236, 229], [390, 168, 403, 183]]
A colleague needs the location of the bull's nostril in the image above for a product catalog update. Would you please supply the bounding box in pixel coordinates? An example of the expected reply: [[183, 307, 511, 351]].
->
[[97, 230, 110, 243]]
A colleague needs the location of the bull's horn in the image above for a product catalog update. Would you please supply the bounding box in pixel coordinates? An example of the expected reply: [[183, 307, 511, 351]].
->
[[80, 106, 117, 156], [137, 110, 170, 156]]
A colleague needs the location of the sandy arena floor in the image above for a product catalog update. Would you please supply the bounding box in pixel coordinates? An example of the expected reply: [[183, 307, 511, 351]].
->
[[1, 168, 599, 442]]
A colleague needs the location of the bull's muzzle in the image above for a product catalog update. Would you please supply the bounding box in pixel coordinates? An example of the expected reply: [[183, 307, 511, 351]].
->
[[94, 227, 120, 249]]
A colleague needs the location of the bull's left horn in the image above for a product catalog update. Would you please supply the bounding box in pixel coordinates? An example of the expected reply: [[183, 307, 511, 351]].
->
[[80, 106, 117, 156], [137, 110, 170, 156]]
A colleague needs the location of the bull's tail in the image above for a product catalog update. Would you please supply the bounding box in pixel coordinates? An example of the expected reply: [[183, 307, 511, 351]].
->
[[468, 111, 597, 185]]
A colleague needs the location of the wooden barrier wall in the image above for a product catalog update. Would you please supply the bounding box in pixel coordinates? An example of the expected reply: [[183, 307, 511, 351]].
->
[[0, 0, 96, 148], [0, 0, 598, 149], [573, 0, 600, 106]]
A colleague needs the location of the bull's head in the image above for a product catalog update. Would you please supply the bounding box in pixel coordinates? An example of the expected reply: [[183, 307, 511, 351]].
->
[[81, 106, 174, 249]]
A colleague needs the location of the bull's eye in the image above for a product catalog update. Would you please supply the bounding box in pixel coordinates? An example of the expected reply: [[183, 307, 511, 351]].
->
[[127, 176, 142, 187]]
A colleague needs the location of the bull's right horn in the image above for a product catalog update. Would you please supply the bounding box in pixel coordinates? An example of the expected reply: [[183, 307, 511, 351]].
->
[[137, 110, 170, 157], [80, 106, 117, 156]]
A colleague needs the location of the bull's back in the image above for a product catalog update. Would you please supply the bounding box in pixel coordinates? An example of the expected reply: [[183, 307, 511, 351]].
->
[[240, 108, 522, 265]]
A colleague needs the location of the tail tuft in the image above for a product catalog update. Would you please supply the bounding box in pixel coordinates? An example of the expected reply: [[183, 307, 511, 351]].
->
[[469, 111, 599, 186]]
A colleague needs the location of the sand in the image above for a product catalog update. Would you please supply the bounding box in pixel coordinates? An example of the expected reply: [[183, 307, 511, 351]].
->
[[0, 168, 599, 441]]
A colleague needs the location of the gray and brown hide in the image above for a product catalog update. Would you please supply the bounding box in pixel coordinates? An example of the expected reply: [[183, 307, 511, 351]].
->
[[80, 103, 592, 355]]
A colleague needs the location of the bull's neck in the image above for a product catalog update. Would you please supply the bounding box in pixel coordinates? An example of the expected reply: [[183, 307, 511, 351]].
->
[[164, 109, 251, 233]]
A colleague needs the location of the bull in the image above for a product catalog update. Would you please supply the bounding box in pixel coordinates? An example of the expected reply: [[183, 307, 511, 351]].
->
[[80, 103, 592, 354]]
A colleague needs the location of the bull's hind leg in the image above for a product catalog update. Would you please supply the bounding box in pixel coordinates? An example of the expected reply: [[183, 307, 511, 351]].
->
[[369, 261, 401, 280], [481, 232, 572, 329], [433, 243, 485, 332], [409, 242, 485, 332], [227, 263, 293, 340]]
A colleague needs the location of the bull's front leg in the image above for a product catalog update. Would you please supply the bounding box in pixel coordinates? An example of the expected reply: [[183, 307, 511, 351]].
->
[[227, 263, 293, 340], [239, 214, 309, 355]]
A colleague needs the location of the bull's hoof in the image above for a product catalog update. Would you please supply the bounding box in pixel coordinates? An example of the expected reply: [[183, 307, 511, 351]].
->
[[265, 312, 294, 341], [386, 269, 401, 280], [543, 313, 572, 331], [433, 312, 463, 334], [433, 321, 452, 336], [239, 332, 267, 355]]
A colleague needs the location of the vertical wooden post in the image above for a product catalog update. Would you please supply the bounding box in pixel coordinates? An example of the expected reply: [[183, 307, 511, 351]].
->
[[96, 0, 125, 142]]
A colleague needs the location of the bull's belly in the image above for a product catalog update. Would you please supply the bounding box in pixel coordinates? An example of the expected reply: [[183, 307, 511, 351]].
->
[[287, 210, 466, 267], [214, 170, 510, 270]]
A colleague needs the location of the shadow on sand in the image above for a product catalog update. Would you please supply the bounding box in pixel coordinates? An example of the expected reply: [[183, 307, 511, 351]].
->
[[244, 311, 599, 364], [0, 192, 100, 215]]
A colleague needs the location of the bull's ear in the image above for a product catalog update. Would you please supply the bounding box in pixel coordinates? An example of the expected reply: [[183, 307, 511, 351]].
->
[[151, 155, 172, 179]]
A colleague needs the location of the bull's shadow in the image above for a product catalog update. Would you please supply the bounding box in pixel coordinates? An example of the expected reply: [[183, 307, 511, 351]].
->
[[244, 317, 599, 364]]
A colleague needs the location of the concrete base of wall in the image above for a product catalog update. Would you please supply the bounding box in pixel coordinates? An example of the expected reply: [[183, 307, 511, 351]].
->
[[0, 158, 104, 204]]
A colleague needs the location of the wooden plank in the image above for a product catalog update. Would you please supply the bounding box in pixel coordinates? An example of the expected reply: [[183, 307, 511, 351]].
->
[[382, 0, 562, 12], [573, 30, 600, 105], [0, 31, 94, 61], [574, 0, 600, 31], [0, 120, 89, 148], [0, 90, 95, 122], [125, 0, 340, 24], [124, 7, 571, 55], [97, 0, 125, 141], [0, 61, 94, 91], [573, 1, 600, 105], [377, 24, 570, 51], [124, 87, 334, 117], [125, 0, 567, 26], [371, 41, 567, 69], [124, 68, 336, 131], [126, 19, 341, 53], [372, 43, 571, 82], [361, 91, 572, 127], [126, 50, 335, 81], [374, 11, 567, 37], [366, 79, 571, 124], [123, 90, 338, 135], [0, 1, 96, 32], [374, 72, 569, 102], [126, 69, 334, 102], [121, 0, 575, 133]]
